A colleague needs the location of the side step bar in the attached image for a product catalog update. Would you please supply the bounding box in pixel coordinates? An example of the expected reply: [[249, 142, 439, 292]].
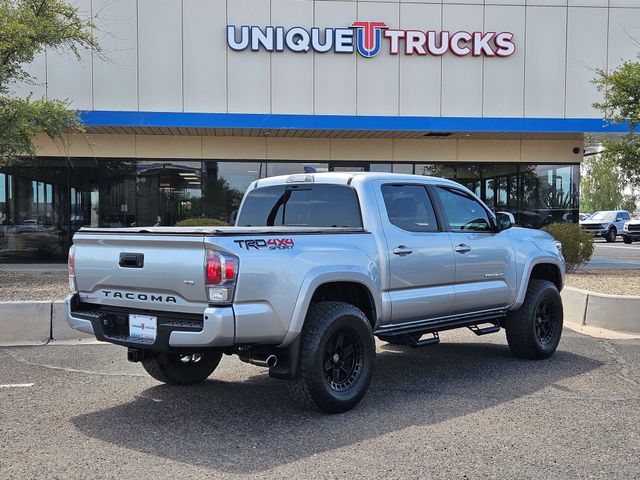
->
[[375, 310, 506, 347]]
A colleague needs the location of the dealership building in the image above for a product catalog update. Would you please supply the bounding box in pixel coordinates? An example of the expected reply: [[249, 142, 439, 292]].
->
[[2, 0, 640, 261]]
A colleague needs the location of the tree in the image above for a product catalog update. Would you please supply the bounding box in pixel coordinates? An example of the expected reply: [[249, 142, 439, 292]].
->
[[593, 57, 640, 187], [621, 193, 638, 214], [580, 153, 624, 212], [0, 0, 99, 166]]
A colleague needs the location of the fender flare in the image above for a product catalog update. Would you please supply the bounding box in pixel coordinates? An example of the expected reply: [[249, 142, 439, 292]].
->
[[512, 254, 564, 310], [278, 266, 381, 347]]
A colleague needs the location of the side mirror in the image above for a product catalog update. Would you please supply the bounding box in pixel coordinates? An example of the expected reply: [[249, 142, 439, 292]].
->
[[496, 212, 515, 231], [616, 217, 622, 222]]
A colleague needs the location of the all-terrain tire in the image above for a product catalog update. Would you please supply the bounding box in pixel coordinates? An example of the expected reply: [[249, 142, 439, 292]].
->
[[623, 235, 633, 245], [287, 301, 375, 413], [505, 279, 563, 360], [142, 351, 223, 385], [606, 227, 617, 243]]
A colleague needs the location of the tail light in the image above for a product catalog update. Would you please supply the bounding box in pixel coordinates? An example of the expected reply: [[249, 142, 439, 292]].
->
[[205, 250, 238, 304], [68, 245, 78, 293]]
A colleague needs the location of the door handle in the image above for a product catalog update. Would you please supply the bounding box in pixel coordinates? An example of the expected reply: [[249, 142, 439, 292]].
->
[[454, 244, 472, 254], [393, 245, 413, 256]]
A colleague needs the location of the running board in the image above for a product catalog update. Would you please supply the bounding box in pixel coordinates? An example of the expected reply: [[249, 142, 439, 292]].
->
[[407, 332, 440, 347], [467, 323, 501, 336], [375, 310, 506, 339]]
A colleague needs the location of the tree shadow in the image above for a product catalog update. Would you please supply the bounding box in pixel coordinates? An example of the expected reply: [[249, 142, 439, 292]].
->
[[72, 341, 601, 474]]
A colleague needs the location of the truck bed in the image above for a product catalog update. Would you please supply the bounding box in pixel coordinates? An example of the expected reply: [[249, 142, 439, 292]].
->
[[76, 226, 366, 236]]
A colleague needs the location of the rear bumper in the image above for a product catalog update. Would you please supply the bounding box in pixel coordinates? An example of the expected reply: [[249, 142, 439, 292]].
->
[[65, 294, 235, 350]]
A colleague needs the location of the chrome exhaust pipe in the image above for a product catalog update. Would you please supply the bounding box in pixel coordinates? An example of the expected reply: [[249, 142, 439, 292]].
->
[[241, 354, 278, 368]]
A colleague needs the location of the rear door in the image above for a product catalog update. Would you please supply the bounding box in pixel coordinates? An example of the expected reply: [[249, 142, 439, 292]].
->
[[432, 185, 516, 314], [376, 182, 455, 323]]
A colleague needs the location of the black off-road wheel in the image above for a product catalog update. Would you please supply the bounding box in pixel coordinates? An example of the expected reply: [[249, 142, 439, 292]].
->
[[142, 351, 223, 385], [288, 301, 375, 413], [606, 227, 617, 243], [505, 279, 563, 360], [623, 235, 633, 245]]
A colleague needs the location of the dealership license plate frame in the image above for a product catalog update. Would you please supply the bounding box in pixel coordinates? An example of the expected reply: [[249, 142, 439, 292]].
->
[[129, 314, 158, 341]]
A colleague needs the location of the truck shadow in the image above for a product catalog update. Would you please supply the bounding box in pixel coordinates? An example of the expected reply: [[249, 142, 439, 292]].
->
[[72, 340, 600, 474]]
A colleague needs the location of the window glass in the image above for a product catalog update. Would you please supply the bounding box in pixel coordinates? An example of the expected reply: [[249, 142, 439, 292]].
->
[[392, 163, 413, 174], [415, 164, 455, 180], [369, 163, 392, 173], [205, 162, 261, 225], [137, 161, 204, 227], [436, 187, 492, 232], [589, 211, 615, 222], [381, 185, 438, 232], [237, 185, 362, 228], [265, 162, 329, 177], [520, 164, 579, 227]]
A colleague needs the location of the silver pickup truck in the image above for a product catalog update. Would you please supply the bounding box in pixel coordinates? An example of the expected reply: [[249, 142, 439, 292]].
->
[[67, 172, 565, 413]]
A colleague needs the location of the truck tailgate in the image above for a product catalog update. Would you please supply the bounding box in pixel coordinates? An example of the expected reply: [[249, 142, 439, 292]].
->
[[73, 232, 208, 314]]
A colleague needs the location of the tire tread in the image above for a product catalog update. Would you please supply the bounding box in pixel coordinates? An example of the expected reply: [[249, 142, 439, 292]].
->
[[287, 301, 373, 413], [506, 279, 562, 360]]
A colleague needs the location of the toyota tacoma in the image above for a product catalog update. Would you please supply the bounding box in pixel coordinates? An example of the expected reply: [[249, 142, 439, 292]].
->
[[67, 172, 565, 413]]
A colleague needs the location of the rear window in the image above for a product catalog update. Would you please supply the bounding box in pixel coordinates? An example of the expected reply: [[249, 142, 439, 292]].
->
[[236, 184, 362, 228]]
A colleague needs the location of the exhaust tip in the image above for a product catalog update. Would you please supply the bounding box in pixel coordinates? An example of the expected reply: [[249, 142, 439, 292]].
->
[[266, 355, 277, 368]]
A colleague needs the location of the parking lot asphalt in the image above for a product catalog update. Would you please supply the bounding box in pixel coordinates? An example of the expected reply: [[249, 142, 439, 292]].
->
[[587, 240, 640, 269], [1, 329, 639, 480]]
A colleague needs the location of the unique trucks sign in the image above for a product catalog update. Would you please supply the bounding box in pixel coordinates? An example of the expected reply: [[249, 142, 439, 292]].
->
[[227, 22, 515, 58]]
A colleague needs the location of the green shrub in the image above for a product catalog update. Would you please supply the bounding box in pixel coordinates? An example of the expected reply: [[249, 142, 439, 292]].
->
[[175, 218, 229, 227], [542, 223, 594, 272]]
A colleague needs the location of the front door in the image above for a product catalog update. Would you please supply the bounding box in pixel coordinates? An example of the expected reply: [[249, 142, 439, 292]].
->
[[377, 183, 455, 324], [432, 185, 516, 314]]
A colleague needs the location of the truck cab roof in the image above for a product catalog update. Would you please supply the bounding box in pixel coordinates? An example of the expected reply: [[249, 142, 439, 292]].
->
[[250, 171, 466, 192]]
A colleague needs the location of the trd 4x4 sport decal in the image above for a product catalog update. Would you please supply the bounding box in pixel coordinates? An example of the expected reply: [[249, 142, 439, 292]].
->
[[234, 238, 295, 250]]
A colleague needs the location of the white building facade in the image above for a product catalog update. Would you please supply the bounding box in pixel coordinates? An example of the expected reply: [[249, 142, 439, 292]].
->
[[2, 0, 639, 260]]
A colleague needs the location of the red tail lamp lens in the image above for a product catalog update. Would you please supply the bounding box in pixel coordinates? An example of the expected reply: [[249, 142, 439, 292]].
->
[[68, 246, 75, 276], [225, 258, 237, 282], [206, 251, 222, 285]]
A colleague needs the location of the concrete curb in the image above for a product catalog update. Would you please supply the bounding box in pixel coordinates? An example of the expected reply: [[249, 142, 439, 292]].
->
[[0, 301, 52, 346], [0, 298, 94, 346], [561, 286, 640, 335], [1, 287, 638, 345]]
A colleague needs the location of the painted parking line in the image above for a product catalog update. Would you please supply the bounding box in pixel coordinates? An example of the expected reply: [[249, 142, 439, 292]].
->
[[0, 383, 34, 388], [595, 244, 640, 249]]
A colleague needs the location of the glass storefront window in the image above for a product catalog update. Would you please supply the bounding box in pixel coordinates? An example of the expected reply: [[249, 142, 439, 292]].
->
[[0, 157, 581, 262], [265, 162, 329, 177], [137, 161, 205, 226], [204, 162, 261, 225], [392, 164, 413, 174], [369, 163, 392, 173], [1, 158, 68, 261], [414, 163, 456, 180], [480, 164, 518, 212], [519, 164, 579, 228]]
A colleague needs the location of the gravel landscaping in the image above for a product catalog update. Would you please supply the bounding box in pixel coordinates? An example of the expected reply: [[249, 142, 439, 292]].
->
[[1, 267, 640, 301], [0, 270, 69, 302], [565, 269, 640, 296]]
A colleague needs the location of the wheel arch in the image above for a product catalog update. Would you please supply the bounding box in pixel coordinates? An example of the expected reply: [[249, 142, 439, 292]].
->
[[280, 268, 381, 347], [309, 281, 377, 330], [513, 257, 564, 310]]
